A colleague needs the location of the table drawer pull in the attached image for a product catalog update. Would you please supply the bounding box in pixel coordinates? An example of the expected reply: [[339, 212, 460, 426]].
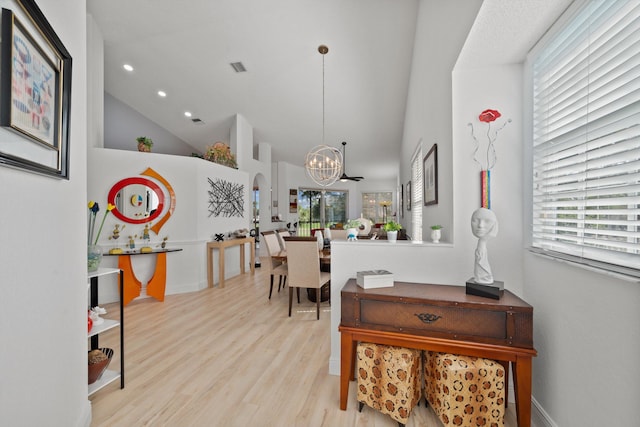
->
[[415, 313, 442, 324]]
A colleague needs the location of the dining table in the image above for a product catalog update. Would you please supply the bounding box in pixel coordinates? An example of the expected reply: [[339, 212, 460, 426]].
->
[[271, 248, 331, 265]]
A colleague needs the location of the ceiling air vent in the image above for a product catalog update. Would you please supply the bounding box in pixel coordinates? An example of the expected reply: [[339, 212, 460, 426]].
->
[[230, 62, 246, 72]]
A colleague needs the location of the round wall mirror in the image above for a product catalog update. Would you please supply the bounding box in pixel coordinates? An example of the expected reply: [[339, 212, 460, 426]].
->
[[108, 177, 165, 224]]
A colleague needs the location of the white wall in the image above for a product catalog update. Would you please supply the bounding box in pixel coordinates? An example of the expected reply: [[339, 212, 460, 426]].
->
[[0, 0, 89, 426], [104, 93, 196, 156], [523, 254, 640, 427], [400, 0, 483, 242]]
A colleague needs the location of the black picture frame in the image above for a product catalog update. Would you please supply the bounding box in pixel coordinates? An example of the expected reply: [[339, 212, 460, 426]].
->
[[423, 144, 438, 206], [0, 0, 72, 179], [399, 183, 404, 218], [406, 181, 411, 211]]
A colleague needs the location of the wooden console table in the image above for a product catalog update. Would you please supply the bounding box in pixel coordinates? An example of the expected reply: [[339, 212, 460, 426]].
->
[[207, 237, 255, 288], [105, 248, 182, 306], [339, 279, 537, 427]]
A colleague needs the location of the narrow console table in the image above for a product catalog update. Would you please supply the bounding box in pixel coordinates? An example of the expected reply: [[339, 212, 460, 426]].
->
[[207, 237, 255, 288], [339, 279, 537, 427], [105, 248, 182, 306]]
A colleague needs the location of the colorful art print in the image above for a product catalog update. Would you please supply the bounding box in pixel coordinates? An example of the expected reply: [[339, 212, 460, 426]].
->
[[8, 15, 57, 147], [0, 1, 72, 179]]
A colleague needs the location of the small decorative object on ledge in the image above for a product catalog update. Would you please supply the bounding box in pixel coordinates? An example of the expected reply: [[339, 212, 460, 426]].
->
[[136, 136, 153, 152], [430, 225, 442, 243], [203, 141, 237, 168], [345, 219, 361, 241], [383, 221, 402, 243], [108, 224, 125, 254]]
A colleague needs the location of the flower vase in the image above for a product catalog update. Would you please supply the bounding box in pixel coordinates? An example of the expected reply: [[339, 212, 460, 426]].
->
[[387, 230, 398, 242], [431, 229, 441, 243], [88, 245, 103, 272]]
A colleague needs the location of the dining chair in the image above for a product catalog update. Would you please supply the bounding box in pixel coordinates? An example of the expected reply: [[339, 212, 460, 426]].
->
[[276, 228, 290, 250], [283, 236, 331, 320], [261, 231, 288, 299], [329, 229, 348, 240]]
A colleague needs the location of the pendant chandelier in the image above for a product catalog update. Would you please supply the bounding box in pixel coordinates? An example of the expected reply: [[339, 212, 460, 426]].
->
[[304, 45, 342, 187]]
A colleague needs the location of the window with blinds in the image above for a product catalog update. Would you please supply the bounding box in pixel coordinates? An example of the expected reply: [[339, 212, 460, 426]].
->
[[530, 0, 640, 277], [411, 143, 423, 240]]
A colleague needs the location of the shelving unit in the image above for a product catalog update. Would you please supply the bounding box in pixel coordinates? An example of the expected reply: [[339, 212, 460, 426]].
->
[[88, 267, 124, 396]]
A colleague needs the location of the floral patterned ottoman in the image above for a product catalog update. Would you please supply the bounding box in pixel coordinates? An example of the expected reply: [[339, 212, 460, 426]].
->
[[424, 352, 506, 427], [356, 342, 422, 426]]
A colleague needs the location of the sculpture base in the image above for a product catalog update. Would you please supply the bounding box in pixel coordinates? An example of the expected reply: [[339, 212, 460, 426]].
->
[[465, 279, 504, 300]]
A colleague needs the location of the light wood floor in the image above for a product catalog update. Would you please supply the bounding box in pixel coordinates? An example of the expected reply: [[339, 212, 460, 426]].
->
[[90, 258, 517, 427]]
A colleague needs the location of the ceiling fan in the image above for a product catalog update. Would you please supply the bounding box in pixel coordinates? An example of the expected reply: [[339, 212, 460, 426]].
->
[[339, 141, 364, 182]]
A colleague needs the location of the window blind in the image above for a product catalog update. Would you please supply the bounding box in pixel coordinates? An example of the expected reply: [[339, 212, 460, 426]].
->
[[411, 144, 423, 240], [531, 0, 640, 276]]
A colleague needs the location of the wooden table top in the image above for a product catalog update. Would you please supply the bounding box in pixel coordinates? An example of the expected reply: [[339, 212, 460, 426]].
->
[[272, 248, 330, 263]]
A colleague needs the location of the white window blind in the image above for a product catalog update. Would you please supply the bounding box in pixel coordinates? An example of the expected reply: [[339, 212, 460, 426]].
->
[[411, 144, 423, 240], [531, 0, 640, 276]]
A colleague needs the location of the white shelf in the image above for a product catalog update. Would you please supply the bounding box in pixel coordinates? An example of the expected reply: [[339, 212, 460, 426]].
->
[[87, 268, 124, 396], [88, 369, 121, 396], [88, 267, 120, 279], [88, 318, 119, 338]]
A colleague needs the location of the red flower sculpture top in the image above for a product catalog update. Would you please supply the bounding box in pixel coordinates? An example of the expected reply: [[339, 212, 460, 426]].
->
[[469, 108, 511, 171], [478, 109, 501, 123]]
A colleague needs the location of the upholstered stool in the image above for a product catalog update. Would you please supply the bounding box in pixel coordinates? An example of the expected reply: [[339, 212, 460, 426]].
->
[[356, 342, 422, 426], [424, 351, 505, 427]]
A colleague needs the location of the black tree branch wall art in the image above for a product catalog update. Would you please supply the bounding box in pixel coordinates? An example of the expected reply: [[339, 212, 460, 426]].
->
[[207, 178, 244, 217]]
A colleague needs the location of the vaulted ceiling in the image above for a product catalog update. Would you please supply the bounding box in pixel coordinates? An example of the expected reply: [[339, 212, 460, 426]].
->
[[87, 0, 419, 181], [87, 0, 572, 181]]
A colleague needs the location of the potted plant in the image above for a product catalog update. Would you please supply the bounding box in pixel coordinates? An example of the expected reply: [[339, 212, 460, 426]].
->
[[383, 220, 402, 242], [136, 136, 153, 152], [430, 225, 442, 243], [203, 141, 237, 168]]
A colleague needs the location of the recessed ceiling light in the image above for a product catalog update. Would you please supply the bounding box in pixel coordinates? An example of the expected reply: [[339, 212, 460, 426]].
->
[[123, 64, 133, 72], [184, 111, 192, 117], [157, 91, 167, 97]]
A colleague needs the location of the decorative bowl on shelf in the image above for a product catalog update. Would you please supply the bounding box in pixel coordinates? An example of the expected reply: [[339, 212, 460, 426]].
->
[[88, 347, 113, 384]]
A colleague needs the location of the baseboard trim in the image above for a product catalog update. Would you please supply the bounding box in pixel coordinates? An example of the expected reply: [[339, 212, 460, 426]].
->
[[78, 399, 92, 427], [328, 356, 340, 376], [531, 396, 558, 427]]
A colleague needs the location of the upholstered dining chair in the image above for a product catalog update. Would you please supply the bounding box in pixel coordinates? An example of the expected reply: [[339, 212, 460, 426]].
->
[[282, 236, 331, 320], [276, 228, 290, 250], [261, 231, 288, 299]]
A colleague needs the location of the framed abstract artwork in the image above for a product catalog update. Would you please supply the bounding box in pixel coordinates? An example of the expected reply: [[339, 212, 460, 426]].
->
[[406, 181, 411, 211], [423, 144, 438, 206], [0, 0, 72, 178]]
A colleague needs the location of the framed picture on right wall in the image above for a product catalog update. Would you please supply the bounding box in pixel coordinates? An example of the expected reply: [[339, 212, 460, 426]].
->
[[423, 144, 438, 206]]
